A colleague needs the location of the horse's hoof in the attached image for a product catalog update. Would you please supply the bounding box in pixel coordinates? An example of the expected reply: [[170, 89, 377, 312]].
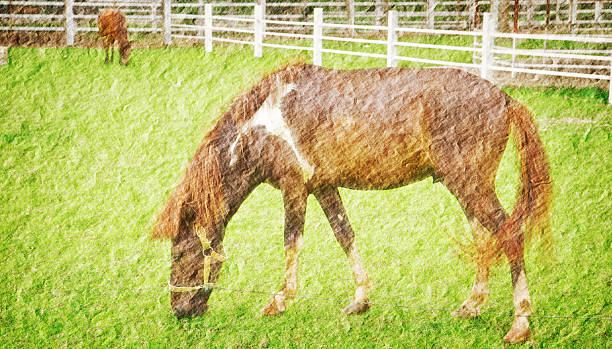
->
[[342, 299, 370, 315], [503, 327, 532, 344], [451, 304, 481, 319], [261, 298, 285, 316], [503, 316, 532, 343]]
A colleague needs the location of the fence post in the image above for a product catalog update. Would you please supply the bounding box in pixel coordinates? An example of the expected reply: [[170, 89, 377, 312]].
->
[[259, 0, 266, 39], [387, 10, 397, 67], [375, 0, 384, 25], [0, 46, 7, 66], [527, 0, 534, 28], [205, 4, 212, 52], [469, 0, 476, 28], [569, 0, 578, 33], [150, 4, 157, 32], [164, 0, 172, 45], [313, 8, 322, 66], [65, 0, 75, 46], [595, 1, 602, 28], [254, 5, 263, 58], [197, 0, 204, 38], [481, 13, 495, 81], [608, 55, 611, 105], [426, 0, 436, 29], [348, 0, 355, 36], [511, 36, 517, 78]]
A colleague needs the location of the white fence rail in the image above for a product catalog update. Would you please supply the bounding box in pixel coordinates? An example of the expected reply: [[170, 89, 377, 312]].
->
[[2, 0, 612, 37], [1, 1, 610, 103], [0, 0, 162, 40], [168, 5, 612, 104]]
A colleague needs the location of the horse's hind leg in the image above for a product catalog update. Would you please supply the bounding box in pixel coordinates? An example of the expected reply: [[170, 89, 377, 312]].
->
[[261, 181, 308, 316], [445, 181, 533, 343], [451, 214, 492, 318], [314, 187, 371, 314]]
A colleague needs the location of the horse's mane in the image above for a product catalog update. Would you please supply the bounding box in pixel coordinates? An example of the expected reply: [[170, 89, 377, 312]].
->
[[152, 61, 310, 239], [225, 60, 310, 125], [152, 138, 225, 239]]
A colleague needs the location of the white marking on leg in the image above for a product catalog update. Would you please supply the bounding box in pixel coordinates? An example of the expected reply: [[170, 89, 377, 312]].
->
[[263, 234, 303, 315], [504, 269, 533, 343], [513, 269, 532, 316], [468, 217, 490, 307], [453, 217, 491, 318], [283, 234, 303, 295], [347, 242, 371, 301], [472, 269, 489, 300]]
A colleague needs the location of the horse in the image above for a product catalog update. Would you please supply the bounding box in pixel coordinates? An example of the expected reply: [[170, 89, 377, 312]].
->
[[152, 63, 552, 344], [97, 8, 132, 65]]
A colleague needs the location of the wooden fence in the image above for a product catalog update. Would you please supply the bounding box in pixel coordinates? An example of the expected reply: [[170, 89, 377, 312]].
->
[[0, 0, 162, 45], [1, 1, 610, 103], [168, 5, 612, 104], [1, 0, 612, 39]]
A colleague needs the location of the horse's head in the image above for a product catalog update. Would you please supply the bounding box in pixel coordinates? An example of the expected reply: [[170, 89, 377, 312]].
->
[[169, 218, 226, 318], [153, 121, 248, 318], [119, 40, 132, 66]]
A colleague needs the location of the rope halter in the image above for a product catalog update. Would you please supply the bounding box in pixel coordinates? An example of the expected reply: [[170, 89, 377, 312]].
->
[[168, 225, 227, 293]]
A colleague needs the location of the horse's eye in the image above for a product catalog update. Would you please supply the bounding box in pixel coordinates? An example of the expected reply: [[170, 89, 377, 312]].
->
[[172, 251, 184, 261]]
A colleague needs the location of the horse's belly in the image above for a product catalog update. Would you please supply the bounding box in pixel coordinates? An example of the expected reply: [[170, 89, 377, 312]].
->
[[305, 124, 433, 190], [327, 146, 431, 190]]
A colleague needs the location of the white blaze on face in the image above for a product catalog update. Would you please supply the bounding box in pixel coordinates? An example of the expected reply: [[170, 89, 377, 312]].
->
[[230, 79, 315, 182]]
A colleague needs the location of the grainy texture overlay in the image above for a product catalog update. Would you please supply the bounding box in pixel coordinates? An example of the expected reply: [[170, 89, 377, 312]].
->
[[0, 36, 610, 346]]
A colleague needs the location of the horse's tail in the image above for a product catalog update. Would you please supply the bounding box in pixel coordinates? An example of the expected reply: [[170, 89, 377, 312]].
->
[[499, 99, 553, 260]]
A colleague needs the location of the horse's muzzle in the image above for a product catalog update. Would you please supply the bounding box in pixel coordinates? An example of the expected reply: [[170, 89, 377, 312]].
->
[[172, 302, 209, 319], [171, 289, 211, 319]]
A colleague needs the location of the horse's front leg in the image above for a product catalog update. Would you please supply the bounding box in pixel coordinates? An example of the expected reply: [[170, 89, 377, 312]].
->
[[315, 187, 371, 314], [102, 37, 110, 63], [110, 39, 114, 63], [261, 183, 307, 316], [452, 215, 491, 318]]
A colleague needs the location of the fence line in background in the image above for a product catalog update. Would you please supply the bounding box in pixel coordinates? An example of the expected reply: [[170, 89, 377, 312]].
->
[[1, 0, 163, 36], [167, 5, 612, 105], [1, 1, 610, 103], [2, 0, 612, 37]]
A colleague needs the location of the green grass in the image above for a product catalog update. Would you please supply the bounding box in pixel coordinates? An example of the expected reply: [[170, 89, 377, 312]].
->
[[1, 43, 610, 348]]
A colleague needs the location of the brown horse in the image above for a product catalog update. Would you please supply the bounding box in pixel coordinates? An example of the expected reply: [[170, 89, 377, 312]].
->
[[97, 8, 132, 65], [152, 63, 552, 344]]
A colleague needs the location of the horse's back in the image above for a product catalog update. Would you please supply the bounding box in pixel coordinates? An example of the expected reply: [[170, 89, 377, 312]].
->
[[98, 8, 126, 37], [281, 65, 511, 189]]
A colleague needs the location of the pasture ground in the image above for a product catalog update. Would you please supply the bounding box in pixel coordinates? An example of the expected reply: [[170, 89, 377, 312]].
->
[[0, 44, 611, 347]]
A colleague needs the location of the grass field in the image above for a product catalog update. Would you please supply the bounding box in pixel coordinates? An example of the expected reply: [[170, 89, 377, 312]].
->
[[1, 43, 611, 347]]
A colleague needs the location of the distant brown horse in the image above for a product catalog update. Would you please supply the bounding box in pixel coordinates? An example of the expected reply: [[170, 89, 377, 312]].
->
[[97, 8, 132, 65], [152, 63, 552, 344]]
